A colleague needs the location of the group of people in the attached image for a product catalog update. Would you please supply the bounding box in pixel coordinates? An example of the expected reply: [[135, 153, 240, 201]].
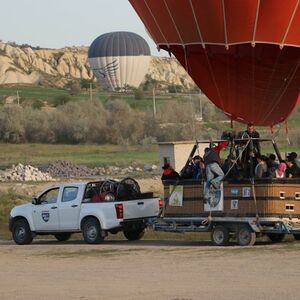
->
[[161, 123, 300, 186], [254, 152, 300, 179]]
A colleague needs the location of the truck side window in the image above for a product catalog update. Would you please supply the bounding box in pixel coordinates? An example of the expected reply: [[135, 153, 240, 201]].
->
[[39, 188, 59, 205], [62, 187, 79, 202]]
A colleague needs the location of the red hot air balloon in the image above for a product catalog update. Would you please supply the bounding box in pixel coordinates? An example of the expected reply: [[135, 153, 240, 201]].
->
[[129, 0, 300, 126]]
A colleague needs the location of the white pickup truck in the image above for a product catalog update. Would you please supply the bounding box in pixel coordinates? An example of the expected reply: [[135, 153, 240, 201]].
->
[[9, 179, 161, 244]]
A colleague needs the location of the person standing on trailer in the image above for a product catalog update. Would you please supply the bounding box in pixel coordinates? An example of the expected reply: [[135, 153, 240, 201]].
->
[[203, 140, 229, 199]]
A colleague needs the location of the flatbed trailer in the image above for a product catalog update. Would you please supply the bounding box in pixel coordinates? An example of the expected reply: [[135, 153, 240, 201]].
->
[[153, 137, 300, 246], [151, 215, 300, 246]]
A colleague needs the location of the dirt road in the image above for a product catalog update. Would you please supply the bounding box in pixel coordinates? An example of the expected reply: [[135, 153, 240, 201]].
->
[[1, 239, 300, 300]]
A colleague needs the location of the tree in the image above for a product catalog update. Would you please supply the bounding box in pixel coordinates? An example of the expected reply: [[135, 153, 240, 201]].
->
[[133, 88, 144, 100], [80, 79, 95, 91]]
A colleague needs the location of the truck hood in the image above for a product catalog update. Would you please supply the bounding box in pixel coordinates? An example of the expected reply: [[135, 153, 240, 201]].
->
[[10, 203, 33, 217]]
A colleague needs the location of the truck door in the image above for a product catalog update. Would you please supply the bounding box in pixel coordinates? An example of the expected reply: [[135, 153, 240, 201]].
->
[[32, 187, 60, 231], [59, 186, 81, 230]]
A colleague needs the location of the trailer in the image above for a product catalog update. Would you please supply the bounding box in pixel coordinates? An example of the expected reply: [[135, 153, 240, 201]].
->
[[153, 138, 300, 246]]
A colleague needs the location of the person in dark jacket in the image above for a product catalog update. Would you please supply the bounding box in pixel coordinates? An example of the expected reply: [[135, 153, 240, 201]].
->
[[203, 140, 229, 199], [238, 123, 261, 177], [285, 156, 300, 178], [161, 163, 180, 181]]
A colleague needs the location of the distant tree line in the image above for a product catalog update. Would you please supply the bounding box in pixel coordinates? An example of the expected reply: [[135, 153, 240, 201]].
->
[[0, 99, 230, 145]]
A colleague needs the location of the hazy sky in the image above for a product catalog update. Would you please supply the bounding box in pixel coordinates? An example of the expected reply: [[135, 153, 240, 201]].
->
[[0, 0, 165, 56]]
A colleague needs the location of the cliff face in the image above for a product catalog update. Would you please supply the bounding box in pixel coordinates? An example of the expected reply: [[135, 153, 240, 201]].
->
[[0, 42, 196, 88]]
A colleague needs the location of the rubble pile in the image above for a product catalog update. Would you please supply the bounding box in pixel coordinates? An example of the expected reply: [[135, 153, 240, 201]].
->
[[39, 160, 159, 178], [39, 160, 94, 178], [0, 163, 53, 182]]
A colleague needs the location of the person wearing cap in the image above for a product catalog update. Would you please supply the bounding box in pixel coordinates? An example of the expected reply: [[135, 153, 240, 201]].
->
[[285, 156, 300, 178], [161, 163, 180, 181], [289, 152, 300, 168]]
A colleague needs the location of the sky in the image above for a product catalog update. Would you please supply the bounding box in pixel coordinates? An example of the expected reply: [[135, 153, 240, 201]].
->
[[0, 0, 166, 56]]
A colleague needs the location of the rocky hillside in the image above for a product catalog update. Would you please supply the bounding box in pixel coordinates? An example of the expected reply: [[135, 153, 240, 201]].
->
[[0, 42, 195, 88]]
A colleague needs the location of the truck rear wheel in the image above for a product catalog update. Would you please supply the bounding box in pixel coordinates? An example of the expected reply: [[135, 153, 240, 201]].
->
[[54, 233, 72, 242], [82, 218, 104, 244], [237, 226, 256, 246], [267, 233, 285, 243], [293, 234, 300, 240], [211, 226, 230, 246], [123, 229, 145, 241], [12, 219, 33, 245]]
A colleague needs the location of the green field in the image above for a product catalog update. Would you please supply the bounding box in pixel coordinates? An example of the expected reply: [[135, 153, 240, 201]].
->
[[0, 85, 195, 111], [0, 143, 158, 169]]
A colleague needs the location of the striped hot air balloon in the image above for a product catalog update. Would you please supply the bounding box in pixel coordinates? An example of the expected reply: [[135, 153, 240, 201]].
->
[[88, 31, 151, 90]]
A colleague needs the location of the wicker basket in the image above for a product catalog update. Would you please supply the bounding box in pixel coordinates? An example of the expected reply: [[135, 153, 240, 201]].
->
[[163, 179, 300, 218]]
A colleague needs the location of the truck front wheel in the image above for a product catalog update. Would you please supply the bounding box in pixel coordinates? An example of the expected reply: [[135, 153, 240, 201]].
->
[[12, 219, 33, 245], [82, 218, 104, 244], [123, 229, 145, 241], [54, 233, 72, 242]]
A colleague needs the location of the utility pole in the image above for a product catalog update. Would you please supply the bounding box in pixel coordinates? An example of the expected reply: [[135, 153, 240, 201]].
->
[[17, 90, 20, 106], [152, 86, 156, 117], [199, 92, 203, 121], [89, 83, 93, 101]]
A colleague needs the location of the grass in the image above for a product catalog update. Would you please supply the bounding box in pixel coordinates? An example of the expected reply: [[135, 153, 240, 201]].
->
[[0, 85, 194, 111], [0, 143, 158, 169], [0, 189, 30, 239]]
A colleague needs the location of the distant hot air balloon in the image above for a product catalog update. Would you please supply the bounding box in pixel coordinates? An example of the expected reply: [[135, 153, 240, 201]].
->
[[88, 31, 151, 90], [129, 0, 300, 126]]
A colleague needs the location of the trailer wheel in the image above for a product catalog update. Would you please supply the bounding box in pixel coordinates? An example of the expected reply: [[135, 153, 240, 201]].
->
[[211, 226, 230, 246], [123, 229, 145, 241], [237, 226, 256, 246], [54, 233, 72, 242], [293, 234, 300, 240], [267, 233, 285, 243]]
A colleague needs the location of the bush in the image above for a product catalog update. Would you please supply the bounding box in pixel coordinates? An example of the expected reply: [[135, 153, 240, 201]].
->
[[133, 88, 144, 100], [31, 99, 44, 110], [52, 94, 71, 107]]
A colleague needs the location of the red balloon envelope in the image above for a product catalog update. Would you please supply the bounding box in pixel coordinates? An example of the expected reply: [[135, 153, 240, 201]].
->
[[129, 0, 300, 126]]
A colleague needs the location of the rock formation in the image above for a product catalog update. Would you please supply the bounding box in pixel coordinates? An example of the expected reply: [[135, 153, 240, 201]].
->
[[0, 42, 196, 88]]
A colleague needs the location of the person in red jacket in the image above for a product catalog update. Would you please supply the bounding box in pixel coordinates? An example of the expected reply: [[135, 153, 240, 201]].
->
[[161, 163, 180, 181], [203, 140, 229, 200]]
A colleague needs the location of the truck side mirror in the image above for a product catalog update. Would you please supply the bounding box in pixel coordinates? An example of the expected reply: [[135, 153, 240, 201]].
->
[[32, 197, 38, 205]]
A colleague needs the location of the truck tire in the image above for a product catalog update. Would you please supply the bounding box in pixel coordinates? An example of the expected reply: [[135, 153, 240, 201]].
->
[[54, 233, 72, 242], [82, 218, 104, 244], [211, 226, 230, 246], [293, 234, 300, 240], [237, 226, 256, 246], [267, 233, 285, 243], [12, 219, 33, 245], [123, 229, 145, 241]]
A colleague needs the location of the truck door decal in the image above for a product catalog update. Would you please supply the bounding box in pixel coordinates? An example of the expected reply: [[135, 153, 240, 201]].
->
[[41, 211, 50, 222]]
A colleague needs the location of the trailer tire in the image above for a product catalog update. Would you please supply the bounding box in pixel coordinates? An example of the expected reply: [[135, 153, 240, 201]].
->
[[123, 229, 145, 241], [237, 226, 256, 246], [267, 233, 285, 243], [82, 218, 104, 244], [54, 233, 72, 242], [211, 226, 230, 246], [293, 234, 300, 240], [12, 219, 33, 245]]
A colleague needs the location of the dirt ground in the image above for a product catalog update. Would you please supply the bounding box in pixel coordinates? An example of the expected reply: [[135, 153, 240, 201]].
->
[[1, 239, 300, 300]]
